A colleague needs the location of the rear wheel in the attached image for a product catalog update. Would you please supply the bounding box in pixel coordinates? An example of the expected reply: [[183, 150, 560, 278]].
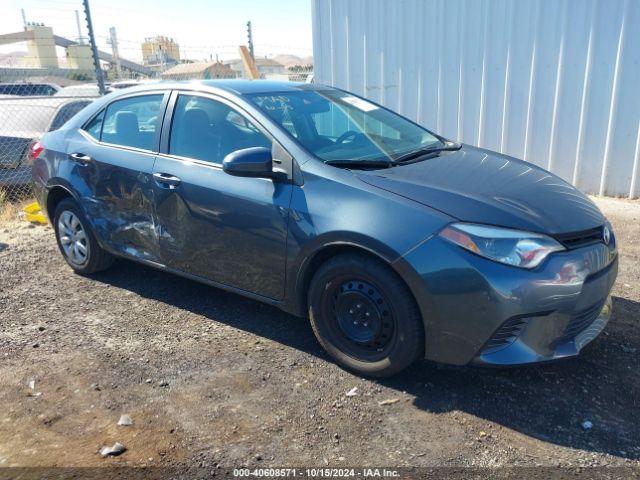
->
[[308, 254, 424, 377], [53, 198, 114, 274]]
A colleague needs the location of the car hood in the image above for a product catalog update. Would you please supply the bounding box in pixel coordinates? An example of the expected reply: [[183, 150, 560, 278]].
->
[[357, 145, 604, 234]]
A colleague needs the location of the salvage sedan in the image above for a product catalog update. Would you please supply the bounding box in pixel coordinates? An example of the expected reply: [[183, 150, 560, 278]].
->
[[32, 81, 618, 377]]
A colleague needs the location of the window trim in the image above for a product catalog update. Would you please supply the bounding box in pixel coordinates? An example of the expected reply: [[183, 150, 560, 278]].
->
[[158, 89, 297, 181], [79, 108, 105, 141], [79, 90, 170, 154]]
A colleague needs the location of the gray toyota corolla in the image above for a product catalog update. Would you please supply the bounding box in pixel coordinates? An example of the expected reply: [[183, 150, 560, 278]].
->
[[32, 80, 618, 377]]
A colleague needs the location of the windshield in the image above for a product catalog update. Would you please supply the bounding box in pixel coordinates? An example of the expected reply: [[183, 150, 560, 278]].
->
[[249, 90, 442, 163]]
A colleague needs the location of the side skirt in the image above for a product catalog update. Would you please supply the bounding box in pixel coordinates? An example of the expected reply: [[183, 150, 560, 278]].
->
[[109, 251, 285, 309]]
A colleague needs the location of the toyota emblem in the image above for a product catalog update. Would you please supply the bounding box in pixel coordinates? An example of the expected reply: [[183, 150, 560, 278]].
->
[[603, 226, 611, 245]]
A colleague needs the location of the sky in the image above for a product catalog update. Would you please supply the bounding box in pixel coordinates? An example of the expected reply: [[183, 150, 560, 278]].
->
[[1, 0, 313, 62]]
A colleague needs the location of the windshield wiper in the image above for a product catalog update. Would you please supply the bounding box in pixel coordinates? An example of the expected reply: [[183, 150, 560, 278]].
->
[[393, 142, 462, 164], [324, 159, 395, 169], [323, 141, 462, 169]]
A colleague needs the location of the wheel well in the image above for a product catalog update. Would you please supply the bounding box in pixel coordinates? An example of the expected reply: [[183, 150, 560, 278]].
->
[[297, 244, 406, 317], [45, 186, 72, 220]]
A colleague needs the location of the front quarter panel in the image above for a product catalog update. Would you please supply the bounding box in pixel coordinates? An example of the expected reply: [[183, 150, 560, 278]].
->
[[284, 161, 454, 315]]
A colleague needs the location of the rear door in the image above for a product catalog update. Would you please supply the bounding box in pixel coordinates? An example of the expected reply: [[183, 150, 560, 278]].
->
[[66, 91, 169, 263], [151, 91, 293, 300]]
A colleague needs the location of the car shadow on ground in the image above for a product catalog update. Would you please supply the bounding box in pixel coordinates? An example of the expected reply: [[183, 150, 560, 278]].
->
[[91, 259, 640, 460]]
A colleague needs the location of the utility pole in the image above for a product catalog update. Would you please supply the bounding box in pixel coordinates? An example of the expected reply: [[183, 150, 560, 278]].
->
[[75, 10, 86, 45], [21, 9, 27, 29], [108, 26, 122, 79], [246, 21, 254, 60], [83, 0, 106, 95]]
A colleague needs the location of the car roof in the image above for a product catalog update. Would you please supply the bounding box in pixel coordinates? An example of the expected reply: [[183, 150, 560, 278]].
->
[[109, 79, 332, 97]]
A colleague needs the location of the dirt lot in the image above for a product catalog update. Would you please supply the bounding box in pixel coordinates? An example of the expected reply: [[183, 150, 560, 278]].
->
[[0, 196, 638, 473]]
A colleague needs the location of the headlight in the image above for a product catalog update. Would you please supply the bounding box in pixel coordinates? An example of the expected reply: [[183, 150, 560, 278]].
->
[[438, 223, 565, 269], [604, 220, 616, 250]]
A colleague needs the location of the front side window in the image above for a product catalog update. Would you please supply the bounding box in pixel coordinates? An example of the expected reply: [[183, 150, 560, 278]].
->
[[249, 90, 441, 163], [169, 94, 271, 164], [100, 94, 163, 150]]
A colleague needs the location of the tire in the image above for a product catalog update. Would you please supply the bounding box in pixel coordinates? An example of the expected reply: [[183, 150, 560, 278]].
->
[[53, 198, 114, 274], [308, 253, 424, 377]]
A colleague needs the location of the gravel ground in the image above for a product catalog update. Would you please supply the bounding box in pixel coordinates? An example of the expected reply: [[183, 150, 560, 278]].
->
[[0, 196, 638, 472]]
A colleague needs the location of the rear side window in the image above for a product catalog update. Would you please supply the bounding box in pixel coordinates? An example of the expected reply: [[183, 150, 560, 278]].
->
[[84, 110, 104, 140], [100, 94, 163, 150]]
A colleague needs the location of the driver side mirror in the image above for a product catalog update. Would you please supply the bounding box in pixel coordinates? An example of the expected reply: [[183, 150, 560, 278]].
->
[[222, 147, 274, 179]]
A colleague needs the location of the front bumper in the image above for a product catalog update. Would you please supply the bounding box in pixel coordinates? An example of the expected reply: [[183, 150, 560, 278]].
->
[[475, 294, 612, 366], [398, 235, 618, 366]]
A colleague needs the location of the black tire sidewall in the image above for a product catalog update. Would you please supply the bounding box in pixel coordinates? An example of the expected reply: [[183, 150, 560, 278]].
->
[[309, 255, 424, 377]]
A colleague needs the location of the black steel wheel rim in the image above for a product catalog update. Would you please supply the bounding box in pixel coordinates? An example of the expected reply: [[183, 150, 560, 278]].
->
[[324, 278, 396, 361]]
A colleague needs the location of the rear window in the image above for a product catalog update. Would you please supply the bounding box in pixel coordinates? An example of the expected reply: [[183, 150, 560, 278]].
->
[[49, 101, 91, 131], [0, 84, 57, 96]]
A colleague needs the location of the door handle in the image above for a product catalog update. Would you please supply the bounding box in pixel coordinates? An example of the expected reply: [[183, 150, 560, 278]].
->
[[69, 152, 93, 164], [153, 172, 181, 188]]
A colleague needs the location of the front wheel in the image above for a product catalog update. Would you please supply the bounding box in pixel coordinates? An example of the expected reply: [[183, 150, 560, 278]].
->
[[308, 254, 424, 377], [53, 198, 114, 274]]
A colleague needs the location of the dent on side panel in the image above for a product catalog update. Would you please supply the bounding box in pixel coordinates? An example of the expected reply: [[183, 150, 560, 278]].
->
[[152, 156, 293, 300], [65, 131, 160, 262]]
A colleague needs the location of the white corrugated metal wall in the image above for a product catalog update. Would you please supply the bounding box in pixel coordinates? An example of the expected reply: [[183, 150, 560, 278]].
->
[[311, 0, 640, 197]]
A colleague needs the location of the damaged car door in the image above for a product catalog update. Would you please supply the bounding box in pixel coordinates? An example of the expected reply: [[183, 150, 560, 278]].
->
[[67, 91, 168, 262], [151, 91, 293, 300]]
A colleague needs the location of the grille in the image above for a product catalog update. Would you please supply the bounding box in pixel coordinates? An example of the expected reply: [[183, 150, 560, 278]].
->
[[481, 317, 528, 355], [554, 226, 604, 250], [557, 301, 605, 344]]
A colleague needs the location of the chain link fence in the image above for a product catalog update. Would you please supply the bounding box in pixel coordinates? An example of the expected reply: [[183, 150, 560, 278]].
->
[[0, 63, 312, 216], [286, 65, 314, 83], [0, 95, 99, 205]]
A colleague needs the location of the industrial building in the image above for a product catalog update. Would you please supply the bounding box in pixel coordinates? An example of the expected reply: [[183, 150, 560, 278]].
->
[[312, 0, 640, 198], [141, 36, 181, 68], [161, 60, 235, 80], [224, 57, 286, 79], [0, 22, 153, 80]]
